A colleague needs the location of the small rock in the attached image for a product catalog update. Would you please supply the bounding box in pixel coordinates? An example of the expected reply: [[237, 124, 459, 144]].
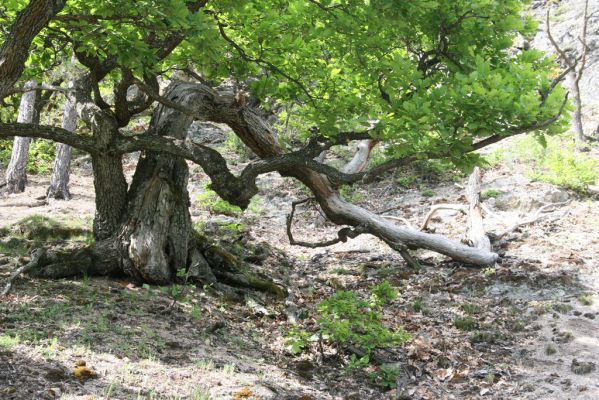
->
[[583, 312, 595, 320], [571, 359, 596, 375], [573, 311, 582, 316]]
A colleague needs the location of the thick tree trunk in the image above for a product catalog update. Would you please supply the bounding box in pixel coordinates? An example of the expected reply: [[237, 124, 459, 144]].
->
[[5, 81, 40, 193], [47, 93, 76, 200]]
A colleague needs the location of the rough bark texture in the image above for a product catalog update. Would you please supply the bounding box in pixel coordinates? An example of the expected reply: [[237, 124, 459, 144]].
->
[[5, 81, 40, 193], [47, 93, 76, 200], [119, 87, 194, 283], [0, 0, 66, 100], [74, 77, 128, 240]]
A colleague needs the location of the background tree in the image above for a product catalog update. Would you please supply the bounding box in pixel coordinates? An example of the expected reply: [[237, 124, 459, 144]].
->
[[46, 85, 75, 200], [546, 0, 595, 144], [0, 0, 569, 288], [4, 80, 40, 193]]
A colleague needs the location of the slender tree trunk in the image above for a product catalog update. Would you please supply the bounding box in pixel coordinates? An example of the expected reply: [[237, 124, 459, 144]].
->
[[47, 93, 76, 200], [4, 81, 40, 193], [567, 71, 585, 143]]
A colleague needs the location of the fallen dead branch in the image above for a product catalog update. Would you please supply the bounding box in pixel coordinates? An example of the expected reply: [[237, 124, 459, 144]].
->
[[1, 249, 45, 296], [492, 201, 570, 241], [420, 204, 467, 231]]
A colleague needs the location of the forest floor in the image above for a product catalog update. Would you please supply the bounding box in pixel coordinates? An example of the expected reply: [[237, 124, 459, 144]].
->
[[1, 139, 598, 400]]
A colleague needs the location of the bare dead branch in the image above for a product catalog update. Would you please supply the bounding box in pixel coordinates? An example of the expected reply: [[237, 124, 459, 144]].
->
[[1, 249, 46, 297], [420, 204, 467, 231], [286, 198, 366, 248], [381, 215, 416, 230], [493, 201, 570, 240]]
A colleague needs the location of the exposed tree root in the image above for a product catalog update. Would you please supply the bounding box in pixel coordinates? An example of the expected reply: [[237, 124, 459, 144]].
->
[[1, 233, 286, 298]]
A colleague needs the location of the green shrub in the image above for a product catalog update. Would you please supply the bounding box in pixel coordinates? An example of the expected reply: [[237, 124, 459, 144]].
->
[[421, 188, 435, 197], [486, 136, 598, 193], [481, 189, 501, 200], [284, 281, 410, 387], [27, 139, 55, 174], [317, 281, 410, 354]]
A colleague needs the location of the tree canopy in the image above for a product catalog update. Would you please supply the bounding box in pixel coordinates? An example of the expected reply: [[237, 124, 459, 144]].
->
[[0, 0, 570, 279]]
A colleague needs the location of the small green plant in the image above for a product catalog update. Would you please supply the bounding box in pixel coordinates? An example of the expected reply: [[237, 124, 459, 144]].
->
[[453, 317, 477, 331], [578, 294, 594, 306], [346, 354, 370, 372], [496, 135, 598, 193], [552, 303, 573, 314], [284, 327, 312, 355], [0, 334, 20, 349], [27, 139, 56, 174], [411, 298, 427, 313], [485, 371, 495, 384], [421, 188, 435, 197], [511, 320, 525, 332], [190, 388, 212, 400], [396, 175, 415, 188], [191, 305, 202, 320], [369, 364, 401, 389], [481, 188, 501, 200], [196, 359, 214, 370], [483, 267, 496, 277], [222, 363, 236, 376], [545, 343, 557, 355], [340, 185, 365, 203], [461, 304, 479, 315]]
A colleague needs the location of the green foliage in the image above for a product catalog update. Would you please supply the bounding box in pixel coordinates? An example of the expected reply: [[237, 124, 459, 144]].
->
[[0, 139, 55, 174], [481, 189, 501, 200], [317, 282, 410, 355], [578, 294, 594, 306], [453, 317, 477, 331], [421, 188, 435, 197], [339, 185, 365, 203], [195, 186, 242, 216], [284, 327, 312, 355], [487, 136, 598, 193], [2, 0, 566, 180], [369, 364, 401, 389], [0, 334, 20, 349], [222, 131, 251, 161]]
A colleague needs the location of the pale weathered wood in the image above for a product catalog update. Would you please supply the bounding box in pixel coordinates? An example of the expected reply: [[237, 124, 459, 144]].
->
[[47, 90, 77, 200], [4, 81, 39, 193], [465, 167, 491, 252]]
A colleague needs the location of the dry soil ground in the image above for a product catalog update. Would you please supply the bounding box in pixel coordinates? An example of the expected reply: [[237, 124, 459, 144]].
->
[[1, 143, 598, 400]]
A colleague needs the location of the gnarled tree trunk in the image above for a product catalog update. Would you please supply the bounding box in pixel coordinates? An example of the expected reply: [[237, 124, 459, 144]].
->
[[47, 92, 76, 200], [5, 81, 40, 193]]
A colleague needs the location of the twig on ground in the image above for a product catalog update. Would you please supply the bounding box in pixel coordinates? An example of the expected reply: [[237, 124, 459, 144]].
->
[[1, 249, 45, 297]]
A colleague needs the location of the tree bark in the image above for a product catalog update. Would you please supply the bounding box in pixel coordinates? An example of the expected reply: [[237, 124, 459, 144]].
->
[[0, 0, 66, 100], [567, 71, 585, 143], [73, 76, 128, 240], [47, 92, 76, 200], [4, 81, 40, 193]]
